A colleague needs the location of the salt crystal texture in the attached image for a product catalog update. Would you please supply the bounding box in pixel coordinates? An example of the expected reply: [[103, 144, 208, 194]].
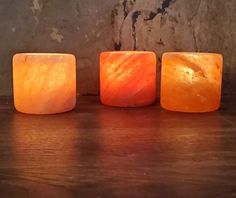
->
[[100, 51, 156, 107], [161, 52, 223, 112], [13, 53, 76, 114]]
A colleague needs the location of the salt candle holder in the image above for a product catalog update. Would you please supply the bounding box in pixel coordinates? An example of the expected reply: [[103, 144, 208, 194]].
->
[[13, 53, 76, 114], [100, 51, 156, 107], [161, 52, 223, 112]]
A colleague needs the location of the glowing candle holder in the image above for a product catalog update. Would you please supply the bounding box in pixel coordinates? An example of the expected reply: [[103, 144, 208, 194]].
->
[[161, 52, 223, 112], [100, 51, 156, 107], [13, 53, 76, 114]]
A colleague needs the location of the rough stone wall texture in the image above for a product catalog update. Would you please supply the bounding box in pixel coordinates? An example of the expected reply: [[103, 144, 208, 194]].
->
[[0, 0, 236, 96]]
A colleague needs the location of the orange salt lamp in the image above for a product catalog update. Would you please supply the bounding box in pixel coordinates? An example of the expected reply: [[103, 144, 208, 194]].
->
[[100, 51, 156, 107], [13, 53, 76, 114], [161, 52, 223, 112]]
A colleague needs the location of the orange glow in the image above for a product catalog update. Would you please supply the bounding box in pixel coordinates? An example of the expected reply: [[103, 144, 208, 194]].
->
[[100, 51, 156, 107], [161, 52, 223, 112], [13, 53, 76, 114]]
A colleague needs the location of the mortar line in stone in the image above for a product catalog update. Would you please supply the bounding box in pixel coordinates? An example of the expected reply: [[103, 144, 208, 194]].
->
[[188, 0, 202, 52], [75, 0, 80, 17], [191, 24, 199, 52], [189, 0, 202, 22]]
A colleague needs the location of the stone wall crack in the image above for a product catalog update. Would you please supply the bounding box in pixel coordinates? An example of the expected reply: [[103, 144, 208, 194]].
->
[[145, 0, 174, 21], [113, 0, 136, 50], [131, 11, 141, 50]]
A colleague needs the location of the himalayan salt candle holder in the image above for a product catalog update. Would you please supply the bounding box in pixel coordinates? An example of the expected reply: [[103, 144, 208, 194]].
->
[[100, 51, 156, 107], [13, 53, 76, 114], [161, 52, 223, 112]]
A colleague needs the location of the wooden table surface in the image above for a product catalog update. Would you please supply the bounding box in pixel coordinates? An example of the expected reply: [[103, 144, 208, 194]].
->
[[0, 96, 236, 198]]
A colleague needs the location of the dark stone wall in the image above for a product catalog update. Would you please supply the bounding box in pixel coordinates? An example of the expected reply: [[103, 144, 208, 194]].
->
[[0, 0, 235, 96]]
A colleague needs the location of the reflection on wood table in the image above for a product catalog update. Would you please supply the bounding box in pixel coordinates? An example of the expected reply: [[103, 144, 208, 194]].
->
[[0, 96, 236, 198]]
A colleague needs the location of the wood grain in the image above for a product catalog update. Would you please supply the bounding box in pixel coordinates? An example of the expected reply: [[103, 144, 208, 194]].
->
[[0, 96, 236, 197]]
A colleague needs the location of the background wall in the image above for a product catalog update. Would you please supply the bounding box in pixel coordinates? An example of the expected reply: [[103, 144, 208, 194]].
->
[[0, 0, 236, 96]]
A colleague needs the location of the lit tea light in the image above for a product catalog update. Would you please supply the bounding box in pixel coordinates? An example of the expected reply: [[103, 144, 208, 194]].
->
[[13, 53, 76, 114], [161, 52, 223, 112], [100, 51, 156, 107]]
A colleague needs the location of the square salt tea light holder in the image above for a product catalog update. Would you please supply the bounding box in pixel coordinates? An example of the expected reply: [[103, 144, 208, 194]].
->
[[13, 53, 76, 114], [161, 52, 223, 112], [100, 51, 157, 107]]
